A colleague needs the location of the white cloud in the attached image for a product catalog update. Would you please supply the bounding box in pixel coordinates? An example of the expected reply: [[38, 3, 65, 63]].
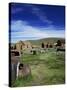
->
[[11, 20, 28, 31], [10, 20, 65, 43], [31, 7, 52, 24]]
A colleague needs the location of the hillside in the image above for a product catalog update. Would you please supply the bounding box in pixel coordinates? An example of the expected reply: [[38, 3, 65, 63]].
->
[[28, 37, 65, 45], [11, 37, 65, 46]]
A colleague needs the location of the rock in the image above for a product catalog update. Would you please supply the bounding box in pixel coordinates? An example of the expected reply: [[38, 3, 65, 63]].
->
[[18, 63, 31, 78]]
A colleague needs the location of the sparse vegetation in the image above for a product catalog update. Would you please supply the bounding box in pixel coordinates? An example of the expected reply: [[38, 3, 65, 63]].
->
[[13, 49, 65, 87], [28, 38, 65, 45]]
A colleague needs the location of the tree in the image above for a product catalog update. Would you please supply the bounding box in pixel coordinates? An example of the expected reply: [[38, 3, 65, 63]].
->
[[49, 44, 52, 48], [56, 40, 62, 46], [46, 44, 48, 48], [41, 43, 44, 48]]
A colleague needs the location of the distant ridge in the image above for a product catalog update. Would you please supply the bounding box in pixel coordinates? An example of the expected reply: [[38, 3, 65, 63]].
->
[[28, 37, 65, 45], [11, 37, 65, 45]]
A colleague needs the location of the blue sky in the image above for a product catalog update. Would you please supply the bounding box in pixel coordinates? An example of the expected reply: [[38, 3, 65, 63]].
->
[[9, 3, 65, 43]]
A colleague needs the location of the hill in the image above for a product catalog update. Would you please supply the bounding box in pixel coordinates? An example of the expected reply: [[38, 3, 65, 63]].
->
[[11, 37, 65, 47], [28, 37, 65, 45]]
